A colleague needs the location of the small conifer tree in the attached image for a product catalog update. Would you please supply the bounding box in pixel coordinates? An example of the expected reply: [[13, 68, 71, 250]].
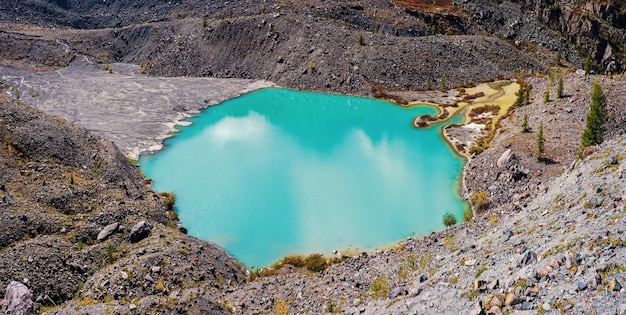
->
[[556, 76, 564, 99], [358, 34, 364, 46], [536, 122, 544, 162], [521, 114, 530, 133], [543, 88, 550, 103], [579, 81, 607, 156]]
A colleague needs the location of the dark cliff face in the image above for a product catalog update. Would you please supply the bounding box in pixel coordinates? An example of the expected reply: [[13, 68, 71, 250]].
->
[[453, 0, 625, 72]]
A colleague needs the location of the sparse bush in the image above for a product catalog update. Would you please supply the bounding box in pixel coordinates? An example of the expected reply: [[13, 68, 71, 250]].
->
[[358, 33, 364, 46], [470, 190, 490, 212], [274, 299, 289, 315], [371, 277, 390, 299], [280, 255, 305, 268], [463, 208, 473, 222], [105, 243, 116, 263], [543, 88, 549, 103], [442, 212, 457, 227], [556, 76, 564, 99], [202, 17, 208, 28], [441, 74, 447, 89], [304, 254, 327, 272], [159, 192, 176, 210]]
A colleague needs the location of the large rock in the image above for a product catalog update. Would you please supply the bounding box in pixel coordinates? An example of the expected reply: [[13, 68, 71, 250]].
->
[[97, 222, 119, 241], [129, 221, 151, 243], [4, 281, 34, 315], [497, 149, 514, 167]]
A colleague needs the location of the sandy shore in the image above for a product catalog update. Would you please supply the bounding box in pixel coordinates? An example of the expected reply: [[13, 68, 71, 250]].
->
[[1, 61, 275, 159]]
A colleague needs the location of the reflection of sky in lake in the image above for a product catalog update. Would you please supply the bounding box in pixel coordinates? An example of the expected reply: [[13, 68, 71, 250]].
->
[[140, 88, 466, 268]]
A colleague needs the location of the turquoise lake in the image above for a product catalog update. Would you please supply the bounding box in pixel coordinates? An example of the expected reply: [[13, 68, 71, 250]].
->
[[140, 88, 466, 268]]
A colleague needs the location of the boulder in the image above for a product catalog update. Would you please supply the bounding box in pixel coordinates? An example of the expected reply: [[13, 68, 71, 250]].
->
[[497, 149, 514, 168], [4, 281, 34, 315], [97, 222, 119, 241], [129, 221, 151, 243], [581, 146, 598, 159], [608, 278, 622, 291], [518, 250, 537, 267]]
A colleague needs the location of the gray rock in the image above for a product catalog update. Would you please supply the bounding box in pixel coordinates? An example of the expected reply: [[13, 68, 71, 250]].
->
[[97, 222, 119, 241], [144, 274, 154, 282], [129, 221, 151, 243], [4, 281, 34, 315], [468, 300, 483, 315], [419, 273, 428, 283], [608, 154, 618, 165], [388, 286, 407, 299], [518, 250, 537, 267], [576, 281, 587, 291], [497, 149, 514, 167]]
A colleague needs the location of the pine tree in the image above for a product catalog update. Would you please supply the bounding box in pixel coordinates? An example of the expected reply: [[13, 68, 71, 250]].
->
[[543, 88, 550, 103], [536, 122, 544, 162], [358, 34, 364, 46], [521, 114, 530, 133], [580, 81, 607, 155], [556, 76, 564, 99]]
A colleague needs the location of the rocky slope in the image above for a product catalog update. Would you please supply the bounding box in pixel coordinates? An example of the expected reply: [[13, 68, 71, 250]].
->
[[0, 94, 245, 314], [0, 0, 625, 314]]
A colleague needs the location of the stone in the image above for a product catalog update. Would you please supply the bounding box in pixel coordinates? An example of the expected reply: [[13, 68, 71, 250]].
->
[[576, 281, 587, 291], [465, 259, 477, 266], [487, 279, 499, 290], [121, 271, 129, 280], [608, 155, 618, 165], [388, 286, 407, 299], [152, 266, 161, 273], [144, 274, 154, 283], [581, 146, 598, 159], [419, 273, 428, 283], [97, 222, 119, 241], [469, 300, 483, 315], [541, 303, 551, 311], [4, 281, 34, 315], [608, 278, 622, 291], [518, 250, 537, 267], [474, 280, 487, 292], [497, 149, 514, 168], [490, 296, 502, 307], [129, 221, 151, 243], [504, 292, 519, 307], [520, 302, 534, 310], [487, 305, 501, 315]]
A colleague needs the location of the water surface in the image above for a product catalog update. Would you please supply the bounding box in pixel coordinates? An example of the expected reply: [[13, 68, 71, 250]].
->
[[140, 88, 465, 267]]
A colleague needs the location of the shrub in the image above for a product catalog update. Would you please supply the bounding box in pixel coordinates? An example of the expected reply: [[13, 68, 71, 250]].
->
[[463, 208, 473, 222], [371, 277, 390, 299], [280, 255, 305, 268], [442, 212, 457, 227], [556, 76, 563, 99], [304, 254, 328, 272], [274, 299, 289, 315], [159, 192, 176, 210], [358, 34, 364, 45], [543, 88, 549, 103], [470, 190, 490, 212]]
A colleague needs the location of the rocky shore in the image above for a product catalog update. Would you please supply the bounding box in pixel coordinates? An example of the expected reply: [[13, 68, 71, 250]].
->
[[0, 0, 625, 314]]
